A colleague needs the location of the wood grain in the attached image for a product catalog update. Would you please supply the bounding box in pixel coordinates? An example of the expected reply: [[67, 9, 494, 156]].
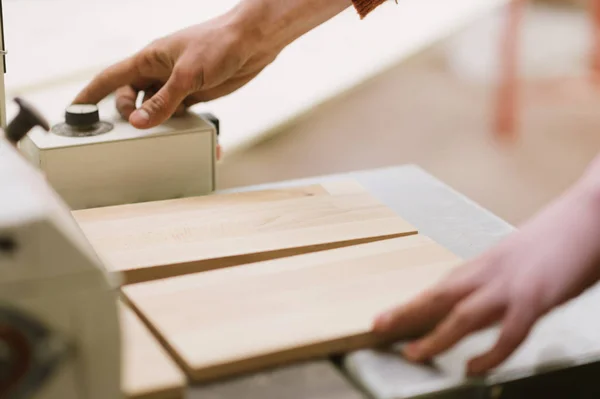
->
[[122, 235, 462, 383], [74, 180, 417, 284], [120, 302, 186, 399]]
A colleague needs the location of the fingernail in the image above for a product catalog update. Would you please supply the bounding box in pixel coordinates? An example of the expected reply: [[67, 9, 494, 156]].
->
[[131, 109, 150, 126]]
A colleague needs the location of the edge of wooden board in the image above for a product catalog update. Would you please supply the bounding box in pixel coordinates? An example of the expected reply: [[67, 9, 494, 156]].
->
[[122, 234, 463, 383], [120, 231, 417, 284], [122, 288, 396, 384], [72, 180, 363, 222], [120, 300, 187, 399], [75, 179, 419, 285]]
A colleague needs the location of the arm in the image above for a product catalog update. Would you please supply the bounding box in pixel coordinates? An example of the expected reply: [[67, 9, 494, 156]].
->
[[235, 0, 390, 51], [374, 154, 600, 375], [235, 0, 354, 54], [74, 0, 390, 130]]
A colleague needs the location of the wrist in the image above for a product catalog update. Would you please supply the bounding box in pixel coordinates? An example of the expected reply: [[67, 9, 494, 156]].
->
[[226, 0, 352, 55], [559, 158, 600, 258], [574, 154, 600, 207]]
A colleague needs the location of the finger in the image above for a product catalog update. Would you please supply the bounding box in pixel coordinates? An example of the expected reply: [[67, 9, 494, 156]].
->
[[173, 103, 187, 117], [130, 77, 156, 92], [144, 85, 188, 117], [116, 78, 155, 119], [372, 281, 475, 337], [115, 86, 139, 120], [73, 56, 139, 105], [403, 287, 505, 363], [444, 253, 499, 287], [183, 72, 261, 107], [130, 68, 192, 128], [142, 87, 187, 118], [142, 88, 156, 104], [467, 305, 537, 375]]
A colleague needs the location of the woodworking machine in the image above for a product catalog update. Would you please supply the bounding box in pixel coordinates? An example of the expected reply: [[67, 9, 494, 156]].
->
[[5, 14, 219, 211], [0, 2, 122, 391], [0, 102, 122, 397], [14, 91, 219, 210], [0, 0, 216, 393], [3, 1, 600, 399]]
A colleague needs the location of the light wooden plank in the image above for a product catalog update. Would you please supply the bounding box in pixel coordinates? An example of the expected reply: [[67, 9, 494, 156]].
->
[[120, 302, 187, 399], [122, 235, 461, 383], [74, 180, 417, 284]]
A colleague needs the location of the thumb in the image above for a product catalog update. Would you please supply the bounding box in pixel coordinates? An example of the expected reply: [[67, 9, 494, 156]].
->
[[130, 71, 193, 129]]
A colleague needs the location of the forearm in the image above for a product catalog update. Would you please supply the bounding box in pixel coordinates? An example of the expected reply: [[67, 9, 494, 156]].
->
[[570, 155, 600, 257], [577, 152, 600, 202], [542, 154, 600, 256], [539, 153, 600, 284], [229, 0, 353, 53]]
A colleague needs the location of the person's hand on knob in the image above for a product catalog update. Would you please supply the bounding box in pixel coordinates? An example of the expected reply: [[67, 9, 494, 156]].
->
[[373, 155, 600, 375], [72, 0, 353, 130], [72, 14, 275, 131]]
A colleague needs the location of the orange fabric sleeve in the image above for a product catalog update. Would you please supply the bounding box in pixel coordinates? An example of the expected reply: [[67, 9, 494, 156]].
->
[[351, 0, 394, 19]]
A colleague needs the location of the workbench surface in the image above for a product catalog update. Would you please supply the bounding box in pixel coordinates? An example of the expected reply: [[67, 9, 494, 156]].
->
[[181, 164, 600, 398], [181, 164, 517, 398]]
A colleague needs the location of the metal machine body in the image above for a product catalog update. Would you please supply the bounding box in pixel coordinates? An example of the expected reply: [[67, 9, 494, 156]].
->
[[0, 136, 122, 398], [2, 0, 218, 212], [0, 1, 214, 396], [12, 81, 218, 210]]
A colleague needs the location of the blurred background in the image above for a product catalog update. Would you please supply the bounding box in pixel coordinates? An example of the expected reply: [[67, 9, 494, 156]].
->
[[216, 0, 600, 226], [6, 0, 600, 227]]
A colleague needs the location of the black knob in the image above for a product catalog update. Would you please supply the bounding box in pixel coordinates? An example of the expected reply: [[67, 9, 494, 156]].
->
[[65, 104, 100, 128], [5, 97, 50, 144]]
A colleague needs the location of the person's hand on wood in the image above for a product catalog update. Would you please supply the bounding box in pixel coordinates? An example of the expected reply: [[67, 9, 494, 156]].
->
[[373, 156, 600, 375], [72, 0, 355, 130]]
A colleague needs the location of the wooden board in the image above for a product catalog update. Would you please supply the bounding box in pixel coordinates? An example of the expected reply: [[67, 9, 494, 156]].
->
[[120, 302, 187, 399], [122, 234, 462, 382], [73, 180, 417, 284]]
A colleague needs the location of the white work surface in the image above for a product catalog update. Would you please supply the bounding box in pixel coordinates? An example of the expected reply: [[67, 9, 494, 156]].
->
[[4, 0, 507, 155]]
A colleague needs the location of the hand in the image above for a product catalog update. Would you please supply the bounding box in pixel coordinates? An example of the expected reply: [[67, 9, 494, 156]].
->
[[72, 11, 277, 130], [72, 0, 352, 130], [373, 162, 600, 376]]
